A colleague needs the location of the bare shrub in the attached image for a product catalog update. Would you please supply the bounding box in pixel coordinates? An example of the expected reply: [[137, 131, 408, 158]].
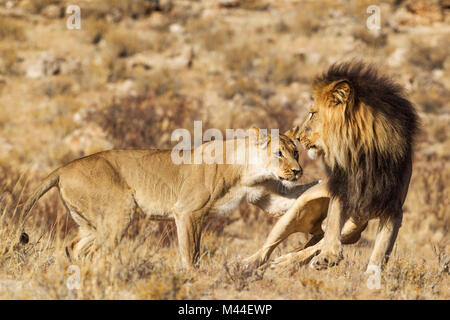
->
[[0, 18, 26, 41], [409, 40, 448, 71], [86, 92, 206, 149]]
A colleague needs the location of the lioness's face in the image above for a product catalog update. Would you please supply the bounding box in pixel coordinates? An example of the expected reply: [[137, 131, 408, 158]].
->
[[248, 127, 302, 187], [266, 134, 303, 187], [298, 80, 351, 160]]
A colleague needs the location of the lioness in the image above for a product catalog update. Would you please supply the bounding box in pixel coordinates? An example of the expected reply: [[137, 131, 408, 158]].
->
[[21, 127, 310, 268]]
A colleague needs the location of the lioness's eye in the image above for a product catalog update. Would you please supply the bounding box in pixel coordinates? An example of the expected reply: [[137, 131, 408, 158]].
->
[[294, 150, 299, 160], [277, 151, 284, 157]]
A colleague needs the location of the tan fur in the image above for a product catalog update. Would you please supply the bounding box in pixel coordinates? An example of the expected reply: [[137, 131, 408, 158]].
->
[[21, 127, 308, 268]]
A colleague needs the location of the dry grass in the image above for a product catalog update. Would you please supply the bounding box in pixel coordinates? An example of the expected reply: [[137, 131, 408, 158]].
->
[[0, 0, 448, 299], [0, 17, 26, 41]]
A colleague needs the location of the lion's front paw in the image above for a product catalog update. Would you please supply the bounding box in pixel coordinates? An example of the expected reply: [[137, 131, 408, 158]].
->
[[309, 249, 343, 270]]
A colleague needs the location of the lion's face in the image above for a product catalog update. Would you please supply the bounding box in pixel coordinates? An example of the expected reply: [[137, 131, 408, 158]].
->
[[249, 127, 302, 187], [298, 80, 352, 160]]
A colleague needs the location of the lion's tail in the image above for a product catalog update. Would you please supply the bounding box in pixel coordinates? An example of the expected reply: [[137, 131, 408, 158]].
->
[[19, 170, 60, 242]]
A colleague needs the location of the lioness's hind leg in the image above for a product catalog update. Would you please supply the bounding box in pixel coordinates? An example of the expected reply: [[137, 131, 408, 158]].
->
[[65, 232, 80, 261], [72, 227, 96, 259]]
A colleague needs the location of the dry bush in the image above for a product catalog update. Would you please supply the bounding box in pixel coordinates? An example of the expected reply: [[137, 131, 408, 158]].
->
[[0, 17, 26, 41], [413, 87, 449, 114], [24, 0, 62, 14], [224, 43, 302, 86], [0, 48, 19, 75], [41, 76, 74, 97], [258, 53, 302, 85], [224, 43, 260, 74], [0, 163, 73, 234], [407, 160, 449, 222], [353, 28, 388, 47], [187, 19, 234, 52], [78, 0, 160, 20], [107, 0, 160, 19], [146, 68, 182, 96], [84, 18, 110, 45], [289, 4, 326, 37], [235, 0, 270, 11], [409, 40, 448, 71], [221, 76, 273, 100], [86, 92, 206, 149], [104, 30, 145, 58]]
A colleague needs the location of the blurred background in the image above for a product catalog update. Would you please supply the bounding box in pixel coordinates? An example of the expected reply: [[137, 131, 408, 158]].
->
[[0, 0, 448, 299]]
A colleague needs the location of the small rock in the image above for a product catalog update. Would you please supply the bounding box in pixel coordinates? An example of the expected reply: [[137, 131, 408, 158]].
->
[[169, 23, 183, 33]]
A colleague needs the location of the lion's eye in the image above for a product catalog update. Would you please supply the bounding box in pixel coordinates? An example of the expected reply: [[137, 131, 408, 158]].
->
[[309, 112, 316, 120], [293, 150, 299, 160], [277, 151, 284, 157]]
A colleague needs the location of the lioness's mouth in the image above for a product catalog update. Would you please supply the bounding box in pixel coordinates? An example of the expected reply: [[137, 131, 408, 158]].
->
[[278, 176, 300, 182]]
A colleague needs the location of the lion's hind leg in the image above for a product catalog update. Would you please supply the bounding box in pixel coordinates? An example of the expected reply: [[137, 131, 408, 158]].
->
[[366, 210, 402, 272]]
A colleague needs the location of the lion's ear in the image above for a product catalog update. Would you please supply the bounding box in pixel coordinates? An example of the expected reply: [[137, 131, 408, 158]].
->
[[332, 80, 351, 106], [284, 126, 300, 141]]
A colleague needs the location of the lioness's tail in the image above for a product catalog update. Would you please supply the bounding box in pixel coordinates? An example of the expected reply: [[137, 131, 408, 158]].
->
[[19, 170, 60, 241]]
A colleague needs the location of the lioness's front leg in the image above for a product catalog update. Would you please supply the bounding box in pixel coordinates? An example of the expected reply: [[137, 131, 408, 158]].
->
[[243, 182, 329, 269], [174, 210, 204, 269], [173, 182, 212, 269], [269, 217, 368, 268]]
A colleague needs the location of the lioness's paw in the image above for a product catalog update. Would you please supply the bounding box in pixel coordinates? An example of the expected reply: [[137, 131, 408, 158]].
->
[[309, 250, 343, 270]]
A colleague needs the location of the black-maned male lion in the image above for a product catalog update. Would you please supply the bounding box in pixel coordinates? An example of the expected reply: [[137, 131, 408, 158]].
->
[[245, 61, 419, 272]]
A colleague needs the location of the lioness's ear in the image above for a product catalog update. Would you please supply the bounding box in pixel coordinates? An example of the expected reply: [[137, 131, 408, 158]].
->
[[332, 80, 351, 106], [284, 126, 300, 141], [248, 126, 267, 146]]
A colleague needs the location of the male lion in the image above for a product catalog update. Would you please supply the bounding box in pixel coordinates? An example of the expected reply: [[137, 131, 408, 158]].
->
[[20, 127, 312, 268], [245, 61, 419, 272]]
